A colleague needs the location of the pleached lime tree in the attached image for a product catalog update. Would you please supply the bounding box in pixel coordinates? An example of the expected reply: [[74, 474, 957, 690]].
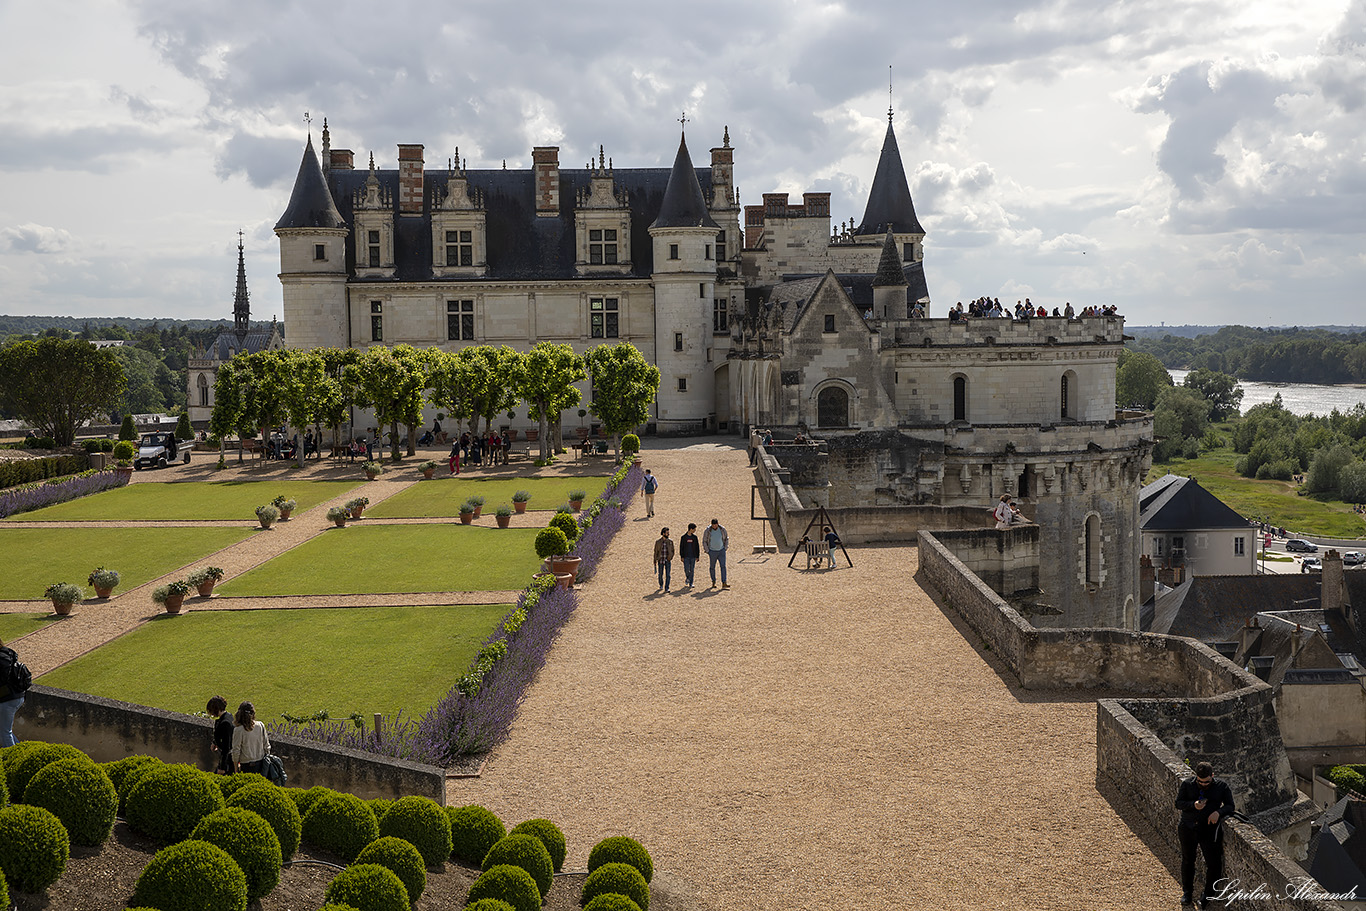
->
[[466, 345, 524, 436], [267, 348, 328, 468], [584, 342, 660, 462], [517, 342, 585, 462], [344, 345, 429, 461]]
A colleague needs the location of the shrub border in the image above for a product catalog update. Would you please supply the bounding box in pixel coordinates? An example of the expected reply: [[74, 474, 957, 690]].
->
[[0, 467, 128, 518]]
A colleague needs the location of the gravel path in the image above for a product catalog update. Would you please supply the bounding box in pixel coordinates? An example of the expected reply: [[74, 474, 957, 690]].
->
[[447, 440, 1173, 911]]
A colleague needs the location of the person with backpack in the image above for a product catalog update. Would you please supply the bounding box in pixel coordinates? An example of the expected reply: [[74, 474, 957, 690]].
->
[[642, 469, 659, 518], [0, 641, 32, 747], [230, 701, 270, 775]]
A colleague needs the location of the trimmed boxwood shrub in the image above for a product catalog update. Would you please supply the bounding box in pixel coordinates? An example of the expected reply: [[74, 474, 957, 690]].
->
[[24, 757, 118, 846], [126, 763, 226, 844], [549, 511, 580, 542], [581, 862, 650, 911], [1, 741, 39, 797], [354, 836, 425, 902], [378, 795, 451, 868], [319, 906, 363, 911], [0, 754, 9, 808], [0, 804, 69, 893], [584, 895, 644, 911], [301, 791, 379, 862], [466, 864, 540, 911], [9, 741, 90, 803], [190, 807, 282, 902], [288, 784, 334, 818], [510, 818, 566, 872], [227, 782, 302, 862], [447, 804, 506, 865], [533, 526, 570, 559], [217, 771, 269, 801], [588, 835, 654, 882], [465, 901, 516, 911], [130, 839, 247, 911], [482, 833, 552, 900], [323, 862, 410, 911], [103, 754, 161, 797], [369, 798, 392, 822], [621, 433, 640, 456]]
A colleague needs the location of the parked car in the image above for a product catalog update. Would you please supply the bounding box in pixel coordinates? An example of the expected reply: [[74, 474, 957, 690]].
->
[[1301, 556, 1322, 572], [134, 432, 192, 470], [1285, 539, 1318, 553], [1343, 551, 1365, 566]]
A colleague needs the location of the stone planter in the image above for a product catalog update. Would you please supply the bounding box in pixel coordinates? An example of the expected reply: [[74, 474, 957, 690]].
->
[[496, 514, 511, 528], [506, 429, 518, 441], [51, 599, 76, 616], [460, 513, 473, 525], [163, 595, 185, 615], [94, 586, 114, 600], [196, 581, 216, 598], [115, 466, 134, 480], [513, 501, 527, 514], [550, 555, 582, 585]]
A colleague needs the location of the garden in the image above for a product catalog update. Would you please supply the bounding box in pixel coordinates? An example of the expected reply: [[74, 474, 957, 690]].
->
[[368, 476, 611, 519], [8, 480, 362, 523]]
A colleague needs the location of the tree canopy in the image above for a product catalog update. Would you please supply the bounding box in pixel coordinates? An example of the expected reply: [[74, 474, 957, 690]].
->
[[518, 342, 585, 461], [0, 338, 126, 445], [1181, 368, 1244, 421], [584, 342, 659, 461], [1116, 351, 1172, 410]]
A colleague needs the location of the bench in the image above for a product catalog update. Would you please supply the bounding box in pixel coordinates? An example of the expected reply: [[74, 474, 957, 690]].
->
[[241, 438, 261, 459], [804, 539, 830, 569]]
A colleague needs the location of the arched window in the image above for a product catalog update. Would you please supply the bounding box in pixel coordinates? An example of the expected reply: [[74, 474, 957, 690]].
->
[[197, 373, 209, 408], [1085, 514, 1101, 584], [1061, 370, 1078, 420], [952, 375, 967, 422], [817, 386, 849, 428]]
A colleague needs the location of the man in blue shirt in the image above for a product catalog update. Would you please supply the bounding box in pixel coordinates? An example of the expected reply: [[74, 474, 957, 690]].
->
[[704, 518, 729, 589]]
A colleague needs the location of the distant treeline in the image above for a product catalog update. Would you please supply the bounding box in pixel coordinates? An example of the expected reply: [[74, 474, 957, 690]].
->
[[0, 314, 279, 336], [1130, 325, 1366, 384], [1127, 324, 1364, 339]]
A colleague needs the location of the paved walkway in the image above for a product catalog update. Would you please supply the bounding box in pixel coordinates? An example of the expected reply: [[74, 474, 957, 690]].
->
[[449, 440, 1174, 911]]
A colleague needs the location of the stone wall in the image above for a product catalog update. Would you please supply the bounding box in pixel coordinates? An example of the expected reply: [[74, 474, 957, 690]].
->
[[17, 686, 447, 803], [926, 527, 1040, 598]]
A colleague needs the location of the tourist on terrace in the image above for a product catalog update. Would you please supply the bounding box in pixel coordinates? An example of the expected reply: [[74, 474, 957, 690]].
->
[[230, 701, 269, 775], [1175, 761, 1236, 908]]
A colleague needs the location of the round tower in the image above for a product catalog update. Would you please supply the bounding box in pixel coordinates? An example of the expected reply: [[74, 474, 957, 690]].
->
[[275, 133, 350, 350]]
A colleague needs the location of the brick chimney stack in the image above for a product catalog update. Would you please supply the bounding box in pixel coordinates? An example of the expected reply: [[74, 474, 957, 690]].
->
[[532, 147, 560, 217], [397, 144, 424, 214], [330, 149, 355, 170]]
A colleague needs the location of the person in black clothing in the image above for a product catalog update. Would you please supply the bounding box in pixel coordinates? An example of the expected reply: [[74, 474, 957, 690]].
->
[[1175, 761, 1236, 907], [678, 523, 701, 588], [207, 695, 235, 775]]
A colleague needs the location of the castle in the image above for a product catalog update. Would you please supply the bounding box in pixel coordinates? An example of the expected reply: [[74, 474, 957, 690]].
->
[[272, 112, 1152, 628]]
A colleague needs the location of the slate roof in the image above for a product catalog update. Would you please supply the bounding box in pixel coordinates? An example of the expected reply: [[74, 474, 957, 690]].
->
[[872, 230, 906, 287], [208, 328, 277, 361], [1140, 474, 1253, 531], [275, 137, 346, 230], [1147, 571, 1366, 645], [320, 162, 715, 283], [1307, 798, 1366, 896], [769, 263, 930, 316], [650, 133, 719, 230], [855, 119, 925, 237]]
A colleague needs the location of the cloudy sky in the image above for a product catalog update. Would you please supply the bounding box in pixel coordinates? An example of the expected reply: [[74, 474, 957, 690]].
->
[[1, 0, 1363, 328]]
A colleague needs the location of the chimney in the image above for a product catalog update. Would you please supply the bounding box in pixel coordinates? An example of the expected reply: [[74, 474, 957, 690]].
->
[[801, 192, 831, 218], [1139, 555, 1154, 605], [532, 146, 560, 217], [397, 144, 424, 214], [1322, 549, 1346, 613], [330, 149, 355, 170], [710, 129, 734, 203]]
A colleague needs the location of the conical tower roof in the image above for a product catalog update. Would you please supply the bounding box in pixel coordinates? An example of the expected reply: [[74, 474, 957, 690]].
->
[[871, 229, 907, 287], [855, 118, 924, 237], [275, 136, 346, 230], [232, 235, 250, 338], [650, 132, 719, 230]]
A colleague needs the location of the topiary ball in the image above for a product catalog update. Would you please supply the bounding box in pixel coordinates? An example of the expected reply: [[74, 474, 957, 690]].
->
[[533, 526, 570, 560], [287, 784, 334, 818], [549, 511, 580, 542], [0, 754, 9, 808], [24, 757, 118, 846], [301, 791, 379, 863], [354, 836, 426, 903], [369, 798, 392, 822], [104, 755, 163, 815], [447, 804, 506, 865], [0, 741, 40, 797], [377, 795, 451, 868], [0, 804, 69, 893], [464, 900, 516, 911], [130, 839, 247, 911], [583, 895, 644, 911], [217, 771, 269, 801], [466, 864, 540, 911], [323, 862, 410, 911], [588, 835, 654, 882], [582, 862, 650, 911], [227, 781, 301, 862], [9, 742, 91, 803], [482, 833, 553, 900], [190, 807, 282, 902], [126, 763, 226, 844], [510, 818, 566, 873], [318, 906, 362, 911]]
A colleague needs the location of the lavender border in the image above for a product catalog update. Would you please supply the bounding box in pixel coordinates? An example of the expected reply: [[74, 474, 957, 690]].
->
[[0, 469, 129, 519]]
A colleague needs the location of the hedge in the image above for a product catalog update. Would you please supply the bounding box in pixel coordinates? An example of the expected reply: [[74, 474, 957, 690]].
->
[[0, 453, 88, 490], [24, 758, 118, 846], [129, 839, 248, 911], [0, 804, 70, 893]]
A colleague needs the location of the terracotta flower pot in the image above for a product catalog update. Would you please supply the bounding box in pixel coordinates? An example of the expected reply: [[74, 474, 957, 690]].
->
[[472, 506, 482, 519], [259, 518, 274, 529], [460, 513, 473, 525], [163, 595, 185, 614], [550, 555, 582, 585], [279, 508, 293, 520], [52, 599, 75, 616], [351, 506, 365, 520], [422, 469, 435, 480], [553, 572, 574, 590], [332, 517, 347, 528], [94, 586, 113, 599], [569, 499, 583, 511], [196, 581, 216, 598], [496, 514, 511, 528], [513, 501, 527, 514]]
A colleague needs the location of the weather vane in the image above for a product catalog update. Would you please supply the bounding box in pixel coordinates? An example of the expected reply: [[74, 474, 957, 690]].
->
[[679, 111, 688, 130], [888, 65, 893, 121], [304, 111, 312, 136]]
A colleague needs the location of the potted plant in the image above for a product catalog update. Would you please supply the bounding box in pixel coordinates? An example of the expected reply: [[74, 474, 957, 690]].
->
[[419, 460, 438, 480], [568, 489, 587, 511], [188, 566, 225, 598], [346, 496, 370, 519], [271, 496, 297, 520], [363, 461, 383, 480], [505, 411, 518, 441], [113, 440, 135, 475], [525, 425, 540, 442], [468, 495, 486, 519], [255, 504, 279, 529], [45, 582, 82, 616], [458, 501, 475, 525], [87, 566, 120, 599], [327, 506, 349, 528], [535, 526, 576, 584], [152, 579, 191, 614], [495, 504, 513, 528], [512, 490, 531, 514], [546, 514, 582, 583]]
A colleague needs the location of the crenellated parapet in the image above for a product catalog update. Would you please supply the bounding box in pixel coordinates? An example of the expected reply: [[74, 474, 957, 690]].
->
[[878, 315, 1128, 348]]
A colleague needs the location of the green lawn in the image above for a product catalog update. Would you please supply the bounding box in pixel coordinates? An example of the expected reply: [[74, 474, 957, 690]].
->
[[0, 528, 253, 600], [368, 476, 611, 519], [8, 480, 364, 522], [38, 603, 510, 720], [218, 525, 542, 596], [0, 612, 62, 643], [1150, 442, 1366, 539]]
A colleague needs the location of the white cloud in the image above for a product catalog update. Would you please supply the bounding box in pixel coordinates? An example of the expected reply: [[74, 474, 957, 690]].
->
[[1, 224, 73, 254]]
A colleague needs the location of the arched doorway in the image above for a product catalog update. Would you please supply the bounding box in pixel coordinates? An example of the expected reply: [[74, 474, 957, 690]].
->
[[817, 386, 849, 428], [714, 363, 731, 431]]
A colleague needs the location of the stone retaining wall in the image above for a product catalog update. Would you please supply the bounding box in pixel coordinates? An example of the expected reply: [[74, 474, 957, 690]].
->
[[17, 686, 447, 803]]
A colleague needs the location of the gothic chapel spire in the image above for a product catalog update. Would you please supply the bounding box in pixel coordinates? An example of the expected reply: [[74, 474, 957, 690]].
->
[[233, 233, 250, 340]]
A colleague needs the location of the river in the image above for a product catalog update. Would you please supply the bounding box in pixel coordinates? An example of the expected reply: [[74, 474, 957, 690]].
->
[[1168, 370, 1366, 417]]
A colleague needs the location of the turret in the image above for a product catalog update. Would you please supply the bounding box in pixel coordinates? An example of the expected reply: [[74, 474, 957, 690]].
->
[[275, 134, 349, 350], [855, 111, 926, 264], [870, 229, 907, 320]]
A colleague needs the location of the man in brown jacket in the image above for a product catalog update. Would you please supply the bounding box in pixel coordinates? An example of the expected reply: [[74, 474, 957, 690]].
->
[[653, 527, 675, 593]]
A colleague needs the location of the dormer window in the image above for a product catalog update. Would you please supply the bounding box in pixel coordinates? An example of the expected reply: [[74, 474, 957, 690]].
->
[[446, 231, 473, 267], [367, 231, 380, 267], [716, 231, 727, 263], [589, 229, 618, 265]]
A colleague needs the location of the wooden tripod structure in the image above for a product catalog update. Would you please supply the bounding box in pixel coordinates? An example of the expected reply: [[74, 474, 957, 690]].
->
[[785, 506, 853, 569]]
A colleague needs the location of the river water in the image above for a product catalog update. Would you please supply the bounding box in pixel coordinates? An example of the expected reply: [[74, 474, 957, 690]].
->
[[1168, 369, 1366, 417]]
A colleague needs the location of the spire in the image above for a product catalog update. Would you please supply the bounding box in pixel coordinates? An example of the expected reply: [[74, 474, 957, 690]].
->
[[650, 129, 719, 230], [855, 118, 924, 237], [321, 117, 330, 171], [274, 135, 346, 230], [871, 229, 907, 287], [233, 232, 250, 340]]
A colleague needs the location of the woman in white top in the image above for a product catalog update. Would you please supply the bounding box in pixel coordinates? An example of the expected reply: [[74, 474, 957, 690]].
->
[[230, 701, 270, 774]]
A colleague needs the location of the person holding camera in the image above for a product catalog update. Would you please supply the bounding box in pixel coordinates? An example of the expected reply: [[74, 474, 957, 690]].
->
[[1175, 761, 1236, 908]]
